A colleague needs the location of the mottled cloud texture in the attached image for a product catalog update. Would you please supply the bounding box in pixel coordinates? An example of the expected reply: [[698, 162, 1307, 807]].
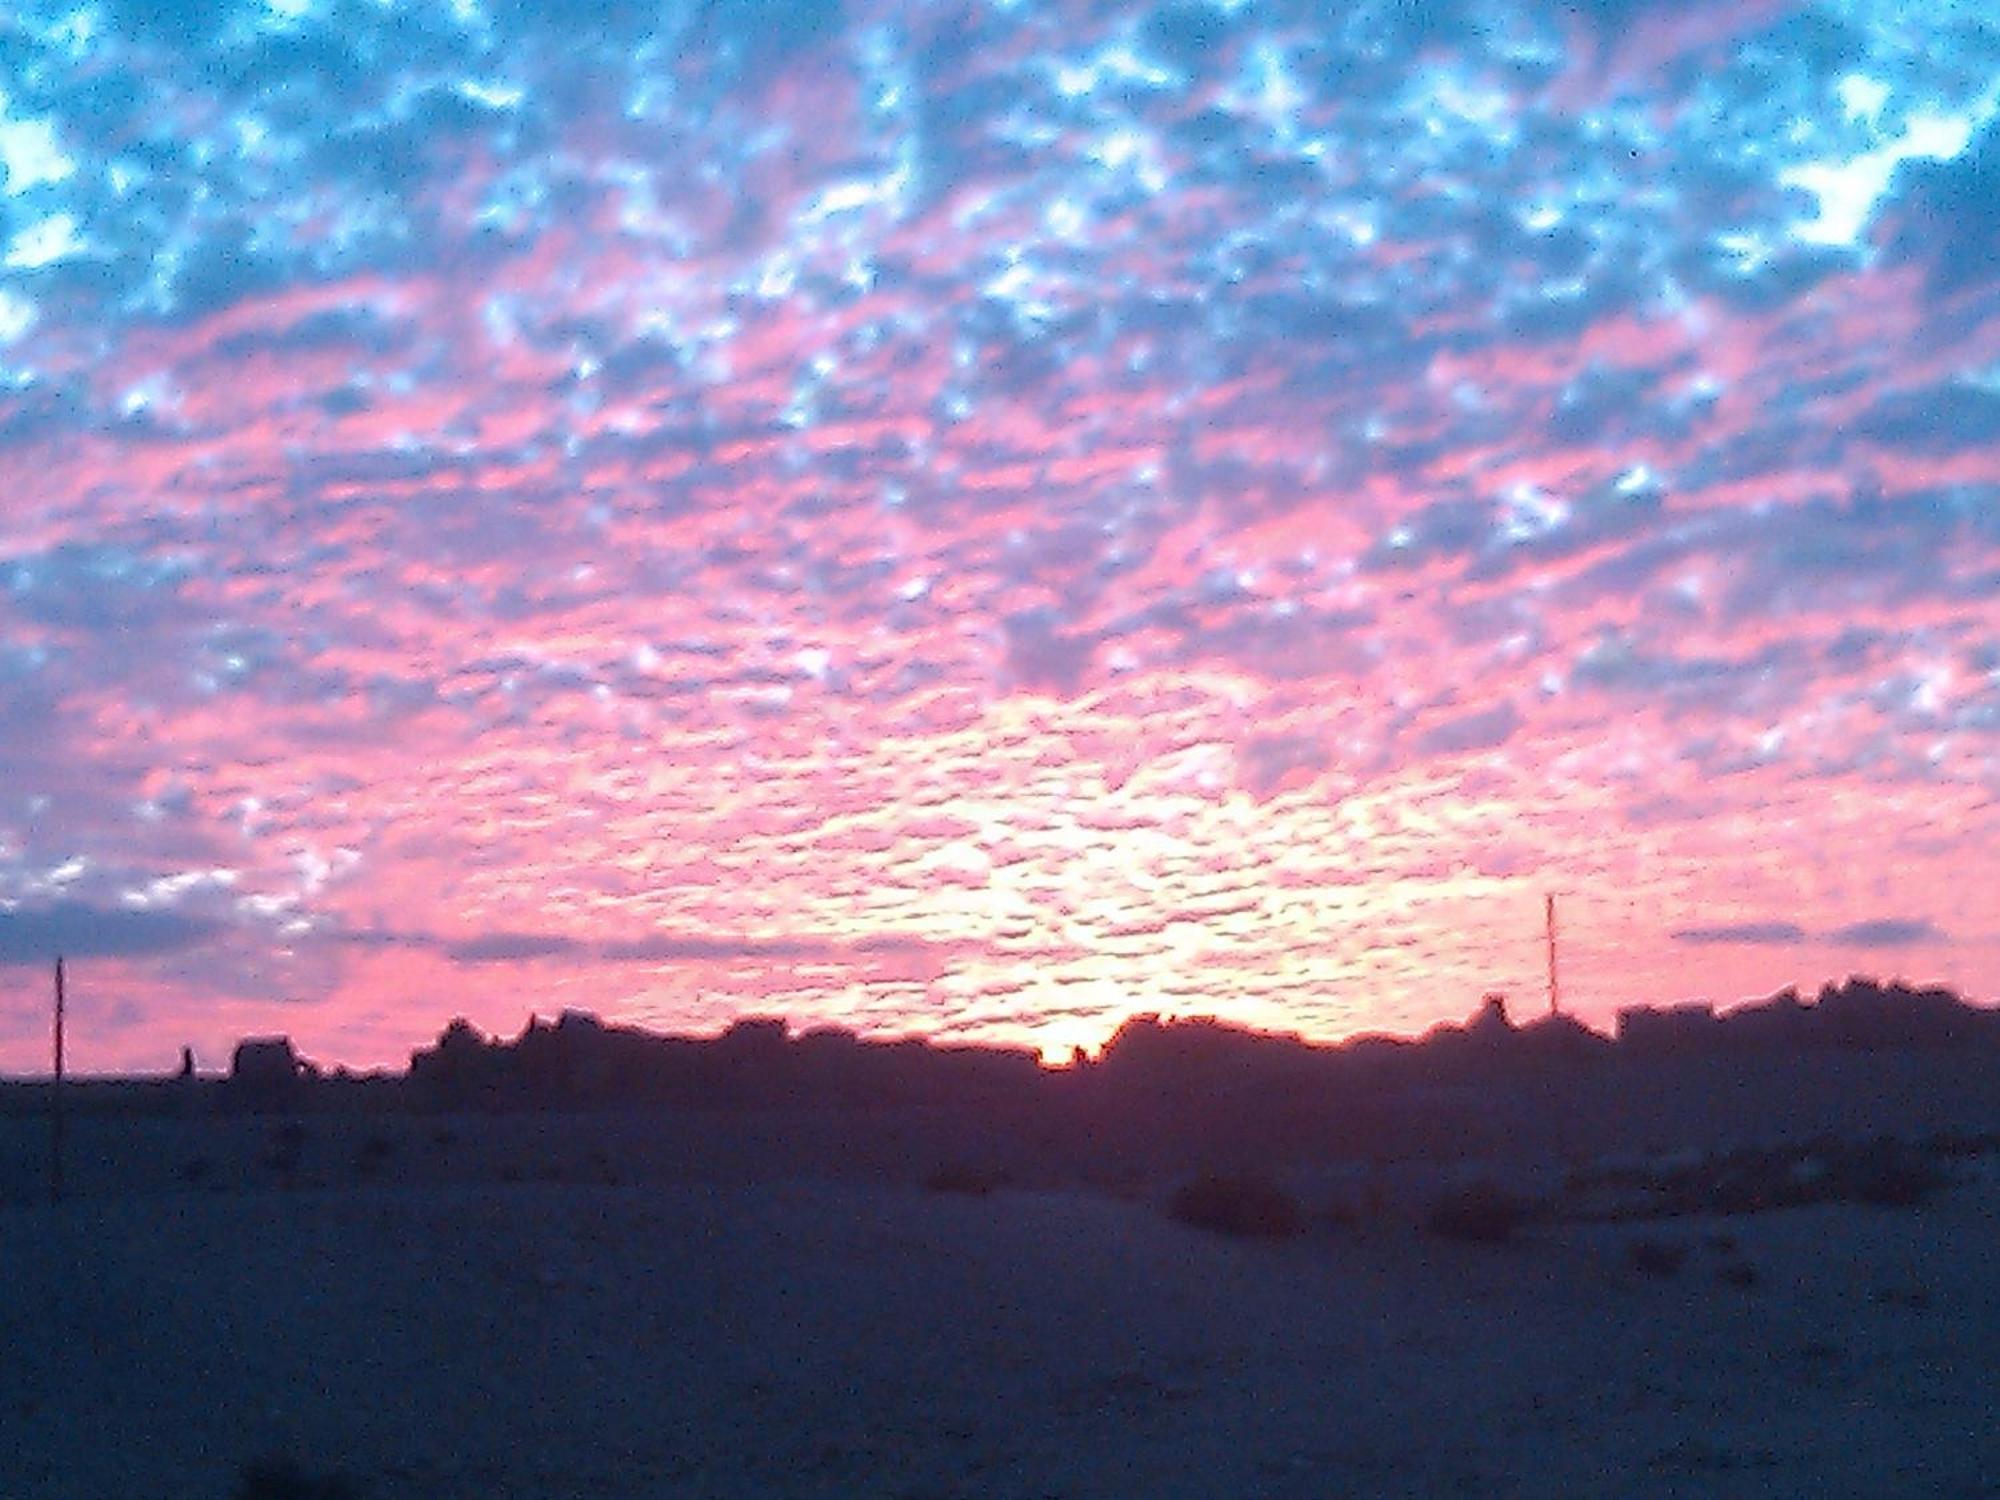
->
[[0, 0, 1995, 1069]]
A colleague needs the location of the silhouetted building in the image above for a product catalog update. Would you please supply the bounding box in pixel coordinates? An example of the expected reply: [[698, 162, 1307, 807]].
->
[[1616, 1001, 1722, 1053], [1469, 993, 1513, 1042], [1730, 985, 1812, 1046], [1616, 978, 2000, 1055], [409, 1017, 507, 1103], [1517, 1010, 1612, 1063], [1812, 977, 1988, 1048], [227, 1036, 313, 1109]]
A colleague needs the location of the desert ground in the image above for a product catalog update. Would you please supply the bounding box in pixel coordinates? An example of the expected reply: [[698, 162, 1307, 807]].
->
[[3, 1055, 1999, 1498]]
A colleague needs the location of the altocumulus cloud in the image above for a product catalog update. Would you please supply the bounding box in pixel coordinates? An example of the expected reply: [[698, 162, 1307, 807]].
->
[[0, 0, 1994, 1071]]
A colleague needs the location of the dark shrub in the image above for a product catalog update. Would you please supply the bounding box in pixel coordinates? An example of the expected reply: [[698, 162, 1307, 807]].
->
[[263, 1120, 309, 1175], [234, 1457, 358, 1500], [1317, 1194, 1362, 1230], [925, 1163, 1013, 1196], [1168, 1173, 1305, 1238], [1871, 1283, 1931, 1311], [353, 1135, 395, 1176], [1426, 1180, 1527, 1243], [1625, 1237, 1688, 1278], [1836, 1144, 1946, 1208]]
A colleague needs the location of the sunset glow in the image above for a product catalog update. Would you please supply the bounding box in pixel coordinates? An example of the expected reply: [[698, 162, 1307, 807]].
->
[[0, 0, 1995, 1071]]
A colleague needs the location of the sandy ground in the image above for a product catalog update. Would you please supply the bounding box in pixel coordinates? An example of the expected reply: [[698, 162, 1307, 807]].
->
[[3, 1098, 1998, 1499]]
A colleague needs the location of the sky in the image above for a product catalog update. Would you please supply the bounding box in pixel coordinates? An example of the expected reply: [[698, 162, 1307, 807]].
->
[[0, 0, 1996, 1074]]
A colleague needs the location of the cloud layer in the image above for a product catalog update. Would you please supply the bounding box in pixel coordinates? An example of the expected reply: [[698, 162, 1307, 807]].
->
[[0, 0, 1995, 1069]]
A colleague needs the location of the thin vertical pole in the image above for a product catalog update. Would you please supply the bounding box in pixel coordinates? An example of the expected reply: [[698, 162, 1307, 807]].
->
[[1545, 894, 1560, 1019], [51, 954, 66, 1205]]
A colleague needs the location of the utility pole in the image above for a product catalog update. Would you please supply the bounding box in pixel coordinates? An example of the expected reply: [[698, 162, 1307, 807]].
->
[[1545, 894, 1561, 1019], [50, 954, 66, 1205]]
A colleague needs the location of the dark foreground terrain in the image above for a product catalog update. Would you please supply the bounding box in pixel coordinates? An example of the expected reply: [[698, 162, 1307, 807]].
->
[[5, 1024, 2000, 1498]]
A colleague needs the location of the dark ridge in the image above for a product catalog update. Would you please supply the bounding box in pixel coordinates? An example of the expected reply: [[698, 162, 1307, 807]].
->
[[3, 975, 1994, 1119]]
